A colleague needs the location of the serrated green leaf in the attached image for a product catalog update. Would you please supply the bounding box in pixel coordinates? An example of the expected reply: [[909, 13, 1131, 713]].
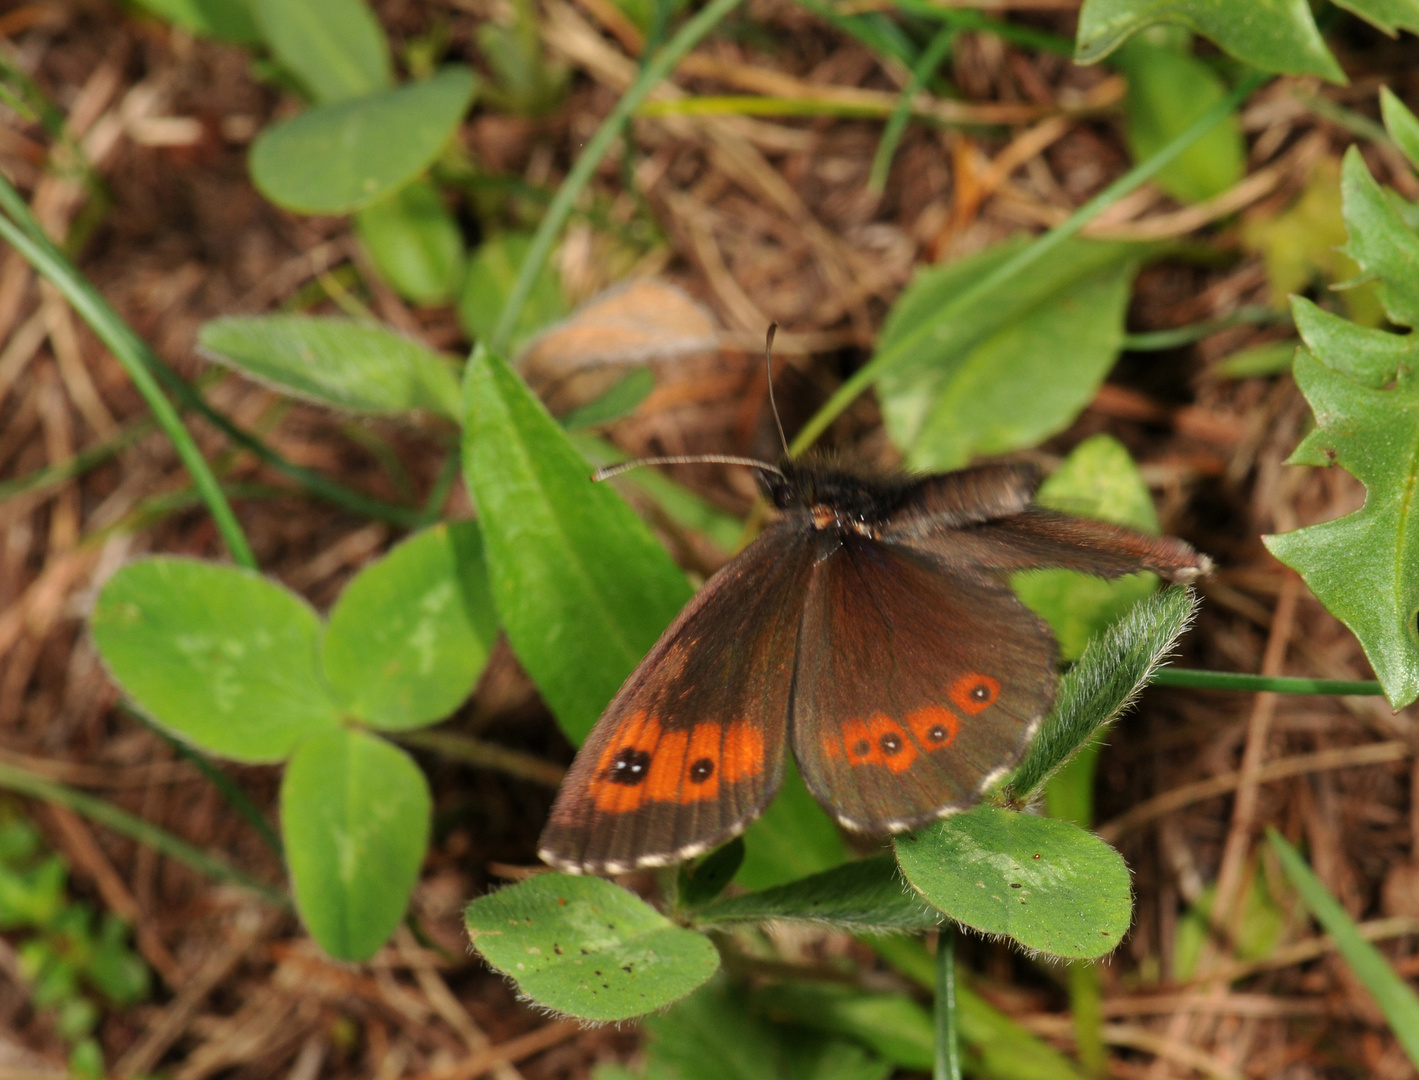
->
[[91, 559, 339, 762], [1332, 0, 1419, 36], [1264, 346, 1419, 706], [199, 315, 463, 419], [1338, 146, 1419, 326], [1112, 30, 1244, 204], [323, 523, 497, 730], [354, 179, 466, 305], [1010, 586, 1197, 801], [694, 854, 938, 931], [458, 232, 567, 355], [875, 238, 1140, 470], [282, 728, 430, 961], [129, 0, 261, 43], [1014, 435, 1160, 661], [462, 347, 692, 743], [1381, 87, 1419, 173], [249, 66, 476, 214], [249, 0, 391, 103], [895, 806, 1132, 959], [1074, 0, 1344, 82], [1265, 151, 1419, 707], [465, 874, 719, 1021]]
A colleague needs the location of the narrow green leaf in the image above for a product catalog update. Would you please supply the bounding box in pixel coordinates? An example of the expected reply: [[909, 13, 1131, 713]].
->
[[677, 838, 745, 910], [694, 855, 939, 931], [1268, 829, 1419, 1067], [249, 66, 477, 214], [1013, 434, 1160, 661], [354, 180, 466, 305], [282, 728, 430, 961], [1332, 0, 1419, 36], [1338, 146, 1419, 326], [462, 347, 692, 743], [1009, 586, 1198, 800], [92, 559, 339, 762], [869, 938, 1091, 1080], [562, 368, 656, 430], [249, 0, 392, 103], [1111, 29, 1244, 204], [1074, 0, 1344, 82], [895, 806, 1132, 959], [754, 984, 933, 1070], [1381, 86, 1419, 172], [1214, 339, 1297, 379], [129, 0, 261, 43], [571, 432, 745, 553], [465, 874, 720, 1021], [735, 761, 848, 891], [458, 232, 567, 355], [323, 523, 497, 731], [875, 238, 1140, 469], [636, 980, 892, 1080], [199, 314, 463, 419]]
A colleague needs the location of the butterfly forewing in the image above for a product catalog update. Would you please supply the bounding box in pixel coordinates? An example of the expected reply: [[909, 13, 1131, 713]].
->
[[538, 521, 815, 874], [790, 533, 1056, 832]]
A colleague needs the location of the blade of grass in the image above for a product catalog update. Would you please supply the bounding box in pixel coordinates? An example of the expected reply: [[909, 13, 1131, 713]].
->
[[792, 0, 918, 67], [490, 0, 748, 354], [1267, 828, 1419, 1067], [934, 927, 962, 1080], [0, 761, 287, 905], [870, 24, 957, 194], [122, 705, 283, 857], [0, 418, 153, 502], [789, 70, 1269, 454], [1121, 306, 1288, 350], [1153, 670, 1384, 696], [0, 183, 257, 568]]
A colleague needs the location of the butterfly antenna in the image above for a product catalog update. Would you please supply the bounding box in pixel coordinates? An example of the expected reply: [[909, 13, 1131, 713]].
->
[[764, 323, 790, 459], [593, 454, 784, 482]]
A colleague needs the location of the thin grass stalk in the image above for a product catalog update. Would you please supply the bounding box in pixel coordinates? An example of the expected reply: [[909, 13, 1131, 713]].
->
[[0, 185, 257, 568], [934, 927, 961, 1080], [869, 24, 957, 193], [789, 70, 1270, 454], [0, 762, 286, 905], [490, 0, 748, 355], [1153, 670, 1384, 696]]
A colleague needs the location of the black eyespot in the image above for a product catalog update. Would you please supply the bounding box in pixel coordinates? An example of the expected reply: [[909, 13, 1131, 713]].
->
[[970, 683, 990, 701], [607, 747, 652, 785], [879, 732, 903, 755], [689, 758, 715, 783], [927, 725, 948, 743], [853, 739, 872, 756]]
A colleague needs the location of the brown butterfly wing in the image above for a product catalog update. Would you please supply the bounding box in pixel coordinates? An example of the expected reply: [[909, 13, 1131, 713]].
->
[[888, 506, 1210, 582], [539, 520, 815, 875], [790, 532, 1056, 833]]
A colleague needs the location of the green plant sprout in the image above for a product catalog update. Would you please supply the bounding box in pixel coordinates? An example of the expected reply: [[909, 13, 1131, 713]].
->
[[0, 805, 150, 1080]]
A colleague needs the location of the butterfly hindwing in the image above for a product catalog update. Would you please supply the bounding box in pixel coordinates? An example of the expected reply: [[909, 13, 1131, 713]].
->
[[538, 521, 815, 874], [790, 532, 1056, 832]]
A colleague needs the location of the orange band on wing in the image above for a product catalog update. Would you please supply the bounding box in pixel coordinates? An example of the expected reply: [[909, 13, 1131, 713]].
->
[[589, 716, 764, 813], [840, 713, 918, 773]]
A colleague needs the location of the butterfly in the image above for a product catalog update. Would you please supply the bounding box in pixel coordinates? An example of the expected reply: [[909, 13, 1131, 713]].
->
[[538, 335, 1210, 876]]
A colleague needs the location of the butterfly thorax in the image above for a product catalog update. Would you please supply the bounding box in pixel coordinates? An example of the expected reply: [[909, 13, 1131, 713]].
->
[[758, 459, 916, 533]]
